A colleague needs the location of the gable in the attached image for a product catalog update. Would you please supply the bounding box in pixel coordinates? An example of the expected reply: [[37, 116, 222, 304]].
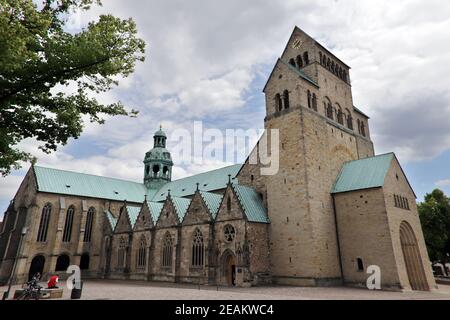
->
[[114, 207, 132, 233], [133, 203, 153, 231], [183, 192, 212, 225], [263, 58, 318, 93], [215, 185, 245, 222], [156, 199, 180, 228]]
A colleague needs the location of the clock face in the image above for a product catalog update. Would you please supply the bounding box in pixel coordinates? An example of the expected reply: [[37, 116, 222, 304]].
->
[[292, 38, 304, 50]]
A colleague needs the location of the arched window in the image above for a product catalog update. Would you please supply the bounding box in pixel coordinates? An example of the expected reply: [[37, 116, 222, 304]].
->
[[357, 119, 361, 134], [337, 105, 344, 125], [307, 90, 312, 108], [343, 71, 348, 82], [84, 207, 95, 242], [145, 165, 150, 175], [326, 100, 334, 120], [327, 58, 331, 70], [357, 258, 364, 271], [312, 93, 317, 111], [296, 55, 303, 68], [289, 58, 296, 67], [275, 93, 282, 112], [162, 232, 173, 268], [303, 52, 309, 65], [331, 61, 335, 73], [55, 254, 70, 272], [118, 237, 127, 268], [283, 90, 290, 109], [153, 164, 160, 177], [137, 235, 147, 268], [360, 122, 366, 137], [37, 203, 51, 242], [62, 205, 75, 242], [346, 109, 353, 130], [191, 229, 204, 268]]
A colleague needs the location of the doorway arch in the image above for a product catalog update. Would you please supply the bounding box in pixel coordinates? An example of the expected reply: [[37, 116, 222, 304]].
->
[[221, 250, 236, 287], [28, 255, 45, 281], [400, 221, 429, 291]]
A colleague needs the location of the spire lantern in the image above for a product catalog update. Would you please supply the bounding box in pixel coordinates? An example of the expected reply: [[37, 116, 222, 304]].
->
[[143, 126, 173, 190]]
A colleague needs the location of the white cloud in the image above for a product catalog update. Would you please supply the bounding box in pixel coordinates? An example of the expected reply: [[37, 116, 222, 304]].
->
[[3, 0, 450, 214], [436, 180, 450, 188]]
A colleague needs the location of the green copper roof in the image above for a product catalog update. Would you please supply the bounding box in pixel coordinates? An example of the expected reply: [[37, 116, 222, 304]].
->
[[147, 201, 164, 222], [105, 210, 117, 229], [232, 184, 269, 223], [332, 153, 394, 194], [126, 206, 141, 227], [151, 164, 242, 202], [33, 166, 147, 203], [200, 191, 223, 218], [171, 197, 192, 221]]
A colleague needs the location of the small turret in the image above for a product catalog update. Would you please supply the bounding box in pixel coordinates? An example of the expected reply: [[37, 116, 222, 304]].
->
[[143, 126, 173, 190]]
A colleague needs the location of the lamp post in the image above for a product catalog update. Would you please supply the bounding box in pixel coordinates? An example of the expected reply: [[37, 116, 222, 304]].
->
[[2, 227, 28, 300]]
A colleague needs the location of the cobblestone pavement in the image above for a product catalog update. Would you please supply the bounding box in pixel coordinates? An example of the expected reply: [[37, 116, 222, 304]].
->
[[2, 280, 450, 300]]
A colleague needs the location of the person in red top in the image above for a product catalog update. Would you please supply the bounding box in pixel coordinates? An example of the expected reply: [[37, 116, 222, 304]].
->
[[47, 275, 59, 289]]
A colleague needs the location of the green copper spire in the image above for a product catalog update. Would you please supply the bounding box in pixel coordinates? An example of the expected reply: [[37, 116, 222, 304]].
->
[[143, 126, 173, 190]]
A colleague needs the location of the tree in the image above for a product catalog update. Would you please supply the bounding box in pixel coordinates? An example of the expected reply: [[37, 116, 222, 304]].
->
[[418, 189, 450, 275], [0, 0, 145, 175]]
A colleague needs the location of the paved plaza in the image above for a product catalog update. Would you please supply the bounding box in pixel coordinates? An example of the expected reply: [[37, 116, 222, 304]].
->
[[2, 280, 450, 300]]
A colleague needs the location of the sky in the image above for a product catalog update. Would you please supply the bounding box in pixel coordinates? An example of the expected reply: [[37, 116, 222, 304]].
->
[[1, 0, 450, 219]]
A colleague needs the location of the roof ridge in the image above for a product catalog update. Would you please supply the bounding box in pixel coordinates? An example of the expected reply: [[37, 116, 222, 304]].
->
[[170, 164, 242, 183], [34, 165, 143, 185]]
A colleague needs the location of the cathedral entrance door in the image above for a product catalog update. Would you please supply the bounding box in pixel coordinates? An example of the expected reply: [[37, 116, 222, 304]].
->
[[28, 255, 45, 281], [226, 255, 236, 286], [400, 221, 429, 291]]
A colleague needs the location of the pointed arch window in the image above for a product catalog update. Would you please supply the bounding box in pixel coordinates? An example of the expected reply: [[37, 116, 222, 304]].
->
[[137, 235, 147, 268], [37, 203, 52, 242], [283, 90, 290, 109], [162, 232, 173, 268], [191, 229, 204, 268], [227, 196, 232, 213], [326, 103, 334, 120], [346, 109, 353, 130], [275, 93, 282, 112], [62, 205, 75, 242], [84, 207, 95, 242]]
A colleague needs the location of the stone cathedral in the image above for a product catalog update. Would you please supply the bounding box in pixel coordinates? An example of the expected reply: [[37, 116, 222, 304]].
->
[[0, 27, 436, 291]]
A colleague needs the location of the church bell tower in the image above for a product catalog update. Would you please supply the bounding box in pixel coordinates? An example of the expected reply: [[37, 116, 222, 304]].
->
[[143, 126, 173, 190]]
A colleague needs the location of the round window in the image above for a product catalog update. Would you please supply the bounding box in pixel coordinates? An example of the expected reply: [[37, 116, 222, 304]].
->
[[223, 225, 236, 243]]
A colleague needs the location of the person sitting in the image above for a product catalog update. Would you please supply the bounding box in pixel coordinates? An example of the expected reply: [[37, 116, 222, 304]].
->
[[47, 275, 59, 289]]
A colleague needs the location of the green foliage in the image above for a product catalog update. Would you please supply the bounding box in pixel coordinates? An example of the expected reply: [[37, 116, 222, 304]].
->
[[418, 189, 450, 264], [0, 0, 145, 175]]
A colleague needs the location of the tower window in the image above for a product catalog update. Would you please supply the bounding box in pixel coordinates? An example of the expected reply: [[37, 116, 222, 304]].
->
[[296, 55, 303, 68], [289, 58, 296, 67], [283, 90, 290, 109], [303, 52, 309, 65], [153, 165, 160, 176], [146, 165, 150, 175], [312, 93, 317, 111], [275, 93, 282, 112], [307, 90, 312, 108]]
